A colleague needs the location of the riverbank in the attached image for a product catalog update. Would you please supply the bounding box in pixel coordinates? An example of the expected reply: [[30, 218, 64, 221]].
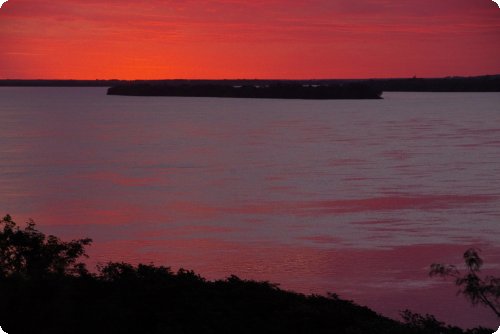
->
[[0, 215, 494, 334]]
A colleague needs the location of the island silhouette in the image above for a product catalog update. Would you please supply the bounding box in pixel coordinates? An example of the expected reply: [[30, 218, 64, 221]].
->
[[106, 82, 383, 99]]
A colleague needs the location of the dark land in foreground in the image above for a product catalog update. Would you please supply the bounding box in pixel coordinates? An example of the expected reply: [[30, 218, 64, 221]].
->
[[0, 215, 494, 334], [0, 75, 499, 99]]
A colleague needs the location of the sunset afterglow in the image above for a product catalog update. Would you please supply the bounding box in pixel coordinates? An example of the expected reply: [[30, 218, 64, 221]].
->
[[1, 0, 500, 79]]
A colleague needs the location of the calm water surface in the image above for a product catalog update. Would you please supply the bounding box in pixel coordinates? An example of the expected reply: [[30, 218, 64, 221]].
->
[[1, 88, 499, 328]]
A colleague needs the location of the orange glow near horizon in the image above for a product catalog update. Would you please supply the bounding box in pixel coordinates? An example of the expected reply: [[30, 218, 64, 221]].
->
[[1, 0, 500, 79]]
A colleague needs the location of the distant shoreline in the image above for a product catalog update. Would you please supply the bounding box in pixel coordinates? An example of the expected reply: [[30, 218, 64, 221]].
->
[[0, 75, 499, 93]]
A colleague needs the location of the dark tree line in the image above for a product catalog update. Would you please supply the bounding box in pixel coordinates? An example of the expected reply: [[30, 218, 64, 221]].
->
[[0, 215, 494, 334], [2, 75, 499, 92]]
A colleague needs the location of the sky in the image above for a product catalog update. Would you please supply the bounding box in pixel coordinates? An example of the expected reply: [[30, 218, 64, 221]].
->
[[0, 0, 499, 79]]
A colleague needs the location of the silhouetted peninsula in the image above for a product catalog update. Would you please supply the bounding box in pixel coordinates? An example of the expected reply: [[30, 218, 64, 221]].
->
[[368, 75, 500, 92], [107, 83, 383, 99], [1, 75, 499, 93]]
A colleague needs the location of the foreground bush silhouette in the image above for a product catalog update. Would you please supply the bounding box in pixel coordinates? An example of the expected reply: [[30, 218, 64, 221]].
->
[[0, 216, 493, 334], [0, 214, 92, 279], [430, 248, 500, 318]]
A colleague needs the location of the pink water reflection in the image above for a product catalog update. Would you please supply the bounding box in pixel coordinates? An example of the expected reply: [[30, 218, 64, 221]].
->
[[1, 89, 500, 328], [85, 239, 500, 328], [222, 194, 498, 215]]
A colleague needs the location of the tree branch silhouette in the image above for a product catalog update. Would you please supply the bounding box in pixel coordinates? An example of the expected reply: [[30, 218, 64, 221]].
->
[[430, 248, 500, 318]]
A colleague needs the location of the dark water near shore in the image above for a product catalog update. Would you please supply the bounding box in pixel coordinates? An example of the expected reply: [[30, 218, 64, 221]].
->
[[1, 88, 499, 328]]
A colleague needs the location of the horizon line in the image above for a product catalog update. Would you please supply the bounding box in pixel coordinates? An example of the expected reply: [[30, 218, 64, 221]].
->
[[1, 74, 500, 82]]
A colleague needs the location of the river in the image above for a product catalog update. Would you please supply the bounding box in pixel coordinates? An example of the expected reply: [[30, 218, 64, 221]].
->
[[1, 87, 499, 328]]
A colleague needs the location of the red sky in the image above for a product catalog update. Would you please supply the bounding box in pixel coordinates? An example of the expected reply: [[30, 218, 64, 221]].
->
[[0, 0, 499, 79]]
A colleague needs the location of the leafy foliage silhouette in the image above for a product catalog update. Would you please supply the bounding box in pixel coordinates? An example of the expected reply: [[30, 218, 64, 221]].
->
[[0, 214, 92, 279], [400, 310, 492, 334], [0, 215, 494, 334], [430, 248, 500, 318]]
